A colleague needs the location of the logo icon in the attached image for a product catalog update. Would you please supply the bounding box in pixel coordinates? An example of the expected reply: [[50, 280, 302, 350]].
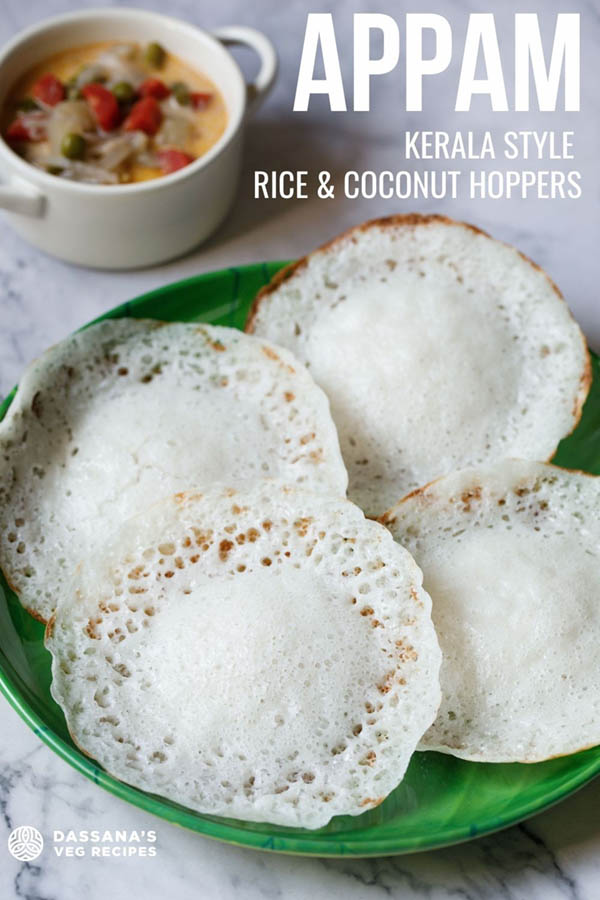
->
[[8, 826, 44, 861]]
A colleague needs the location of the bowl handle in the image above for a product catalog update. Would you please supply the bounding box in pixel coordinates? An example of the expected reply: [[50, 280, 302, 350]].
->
[[0, 175, 44, 216], [211, 26, 278, 116]]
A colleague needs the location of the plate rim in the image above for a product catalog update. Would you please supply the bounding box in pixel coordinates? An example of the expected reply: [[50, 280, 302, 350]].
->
[[1, 261, 599, 857]]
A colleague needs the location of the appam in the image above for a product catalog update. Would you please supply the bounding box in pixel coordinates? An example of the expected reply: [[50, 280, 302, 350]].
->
[[381, 459, 600, 763], [0, 318, 347, 621], [47, 481, 441, 829], [247, 215, 590, 517]]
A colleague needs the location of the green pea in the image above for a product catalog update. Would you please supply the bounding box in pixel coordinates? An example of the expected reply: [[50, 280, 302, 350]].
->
[[171, 81, 190, 105], [46, 164, 64, 176], [17, 97, 39, 112], [61, 132, 86, 160], [112, 81, 135, 103], [145, 42, 166, 68]]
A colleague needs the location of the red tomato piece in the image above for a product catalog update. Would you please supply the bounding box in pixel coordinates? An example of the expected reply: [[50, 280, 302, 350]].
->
[[157, 148, 195, 174], [6, 119, 30, 142], [32, 73, 65, 107], [82, 83, 120, 131], [5, 116, 46, 143], [123, 97, 162, 136], [139, 78, 170, 100], [190, 91, 212, 109]]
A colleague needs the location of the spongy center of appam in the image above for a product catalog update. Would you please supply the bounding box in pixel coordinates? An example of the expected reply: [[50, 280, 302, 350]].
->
[[424, 526, 597, 705], [305, 274, 521, 462], [39, 381, 290, 531], [128, 569, 384, 741]]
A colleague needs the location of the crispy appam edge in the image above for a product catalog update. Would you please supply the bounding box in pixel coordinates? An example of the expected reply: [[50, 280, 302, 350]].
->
[[422, 737, 600, 765], [378, 472, 452, 529], [379, 459, 600, 530], [245, 213, 591, 436], [569, 346, 593, 436], [0, 564, 48, 623]]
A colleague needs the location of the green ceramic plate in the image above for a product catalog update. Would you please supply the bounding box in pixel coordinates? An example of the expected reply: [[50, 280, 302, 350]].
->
[[1, 262, 599, 857]]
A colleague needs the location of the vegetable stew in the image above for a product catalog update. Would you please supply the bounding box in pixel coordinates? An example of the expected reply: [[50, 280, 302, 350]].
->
[[3, 41, 227, 184]]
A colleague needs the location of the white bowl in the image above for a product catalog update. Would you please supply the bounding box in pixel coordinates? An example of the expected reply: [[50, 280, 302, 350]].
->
[[0, 8, 277, 269]]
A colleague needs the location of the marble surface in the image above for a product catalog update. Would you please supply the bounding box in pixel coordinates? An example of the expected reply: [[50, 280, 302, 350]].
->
[[1, 0, 599, 897]]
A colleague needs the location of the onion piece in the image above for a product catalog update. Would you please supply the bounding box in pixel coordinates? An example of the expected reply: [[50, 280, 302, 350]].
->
[[47, 101, 94, 154], [91, 131, 148, 170], [33, 153, 67, 168], [102, 43, 137, 61], [61, 160, 119, 184], [135, 150, 160, 168], [74, 64, 107, 88], [163, 95, 198, 122], [95, 45, 147, 89], [155, 112, 195, 147], [29, 154, 118, 183], [29, 98, 56, 114], [22, 141, 51, 166]]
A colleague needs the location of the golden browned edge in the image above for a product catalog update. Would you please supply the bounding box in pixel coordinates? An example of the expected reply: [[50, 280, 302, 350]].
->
[[564, 342, 593, 442], [426, 737, 600, 765], [26, 604, 48, 624], [512, 247, 592, 442], [379, 460, 600, 528], [0, 562, 49, 624], [246, 211, 592, 440], [45, 613, 55, 640], [378, 471, 450, 528]]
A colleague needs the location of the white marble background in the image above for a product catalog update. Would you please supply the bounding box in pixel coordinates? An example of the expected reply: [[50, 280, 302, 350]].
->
[[0, 0, 599, 897]]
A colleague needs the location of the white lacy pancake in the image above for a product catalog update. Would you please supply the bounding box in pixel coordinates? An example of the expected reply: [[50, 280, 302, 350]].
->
[[248, 215, 589, 517], [0, 319, 347, 620], [47, 482, 441, 828], [382, 460, 600, 762]]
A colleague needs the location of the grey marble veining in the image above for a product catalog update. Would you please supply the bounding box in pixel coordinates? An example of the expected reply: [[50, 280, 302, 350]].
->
[[1, 0, 599, 897]]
